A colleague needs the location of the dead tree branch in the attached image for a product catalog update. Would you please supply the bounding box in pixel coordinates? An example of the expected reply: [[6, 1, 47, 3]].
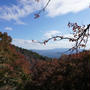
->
[[34, 0, 51, 19], [32, 23, 90, 53]]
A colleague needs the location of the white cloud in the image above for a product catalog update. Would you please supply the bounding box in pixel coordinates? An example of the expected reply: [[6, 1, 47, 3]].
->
[[0, 0, 89, 24], [5, 27, 13, 31], [44, 0, 90, 17], [12, 38, 50, 50], [12, 36, 90, 50], [12, 29, 90, 50], [44, 30, 61, 38], [86, 38, 90, 49]]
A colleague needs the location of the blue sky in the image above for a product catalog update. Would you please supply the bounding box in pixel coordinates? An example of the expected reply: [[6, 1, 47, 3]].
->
[[0, 0, 90, 50]]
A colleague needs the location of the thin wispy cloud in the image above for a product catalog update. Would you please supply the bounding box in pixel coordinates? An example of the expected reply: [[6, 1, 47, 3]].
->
[[4, 27, 13, 31], [0, 0, 41, 24], [0, 0, 89, 24]]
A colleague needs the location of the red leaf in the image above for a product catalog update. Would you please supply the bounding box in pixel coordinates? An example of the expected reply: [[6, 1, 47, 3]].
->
[[34, 14, 40, 19]]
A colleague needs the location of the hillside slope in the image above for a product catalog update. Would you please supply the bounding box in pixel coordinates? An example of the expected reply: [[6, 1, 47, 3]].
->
[[15, 46, 51, 61], [0, 32, 90, 90]]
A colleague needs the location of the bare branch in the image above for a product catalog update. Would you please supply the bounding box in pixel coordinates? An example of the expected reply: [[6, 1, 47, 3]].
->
[[32, 23, 90, 53], [34, 0, 51, 19]]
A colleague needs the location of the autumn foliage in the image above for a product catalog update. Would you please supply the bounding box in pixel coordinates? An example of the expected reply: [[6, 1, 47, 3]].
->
[[0, 32, 31, 90], [0, 32, 90, 90], [27, 51, 90, 90]]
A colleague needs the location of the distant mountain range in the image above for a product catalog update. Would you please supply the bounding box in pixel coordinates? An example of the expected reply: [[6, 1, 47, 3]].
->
[[31, 48, 71, 58], [31, 48, 83, 58]]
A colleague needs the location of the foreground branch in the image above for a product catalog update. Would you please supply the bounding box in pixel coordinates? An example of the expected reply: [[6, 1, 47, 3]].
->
[[34, 0, 51, 19], [33, 23, 90, 53]]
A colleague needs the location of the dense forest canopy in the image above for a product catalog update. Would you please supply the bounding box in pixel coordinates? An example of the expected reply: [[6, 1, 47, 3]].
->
[[0, 32, 90, 90]]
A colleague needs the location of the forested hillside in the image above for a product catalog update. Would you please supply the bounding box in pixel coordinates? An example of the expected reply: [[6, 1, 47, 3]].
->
[[0, 32, 90, 90], [15, 46, 51, 61]]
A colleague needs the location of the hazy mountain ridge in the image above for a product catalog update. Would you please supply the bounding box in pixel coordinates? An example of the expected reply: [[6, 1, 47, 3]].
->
[[32, 48, 82, 58]]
